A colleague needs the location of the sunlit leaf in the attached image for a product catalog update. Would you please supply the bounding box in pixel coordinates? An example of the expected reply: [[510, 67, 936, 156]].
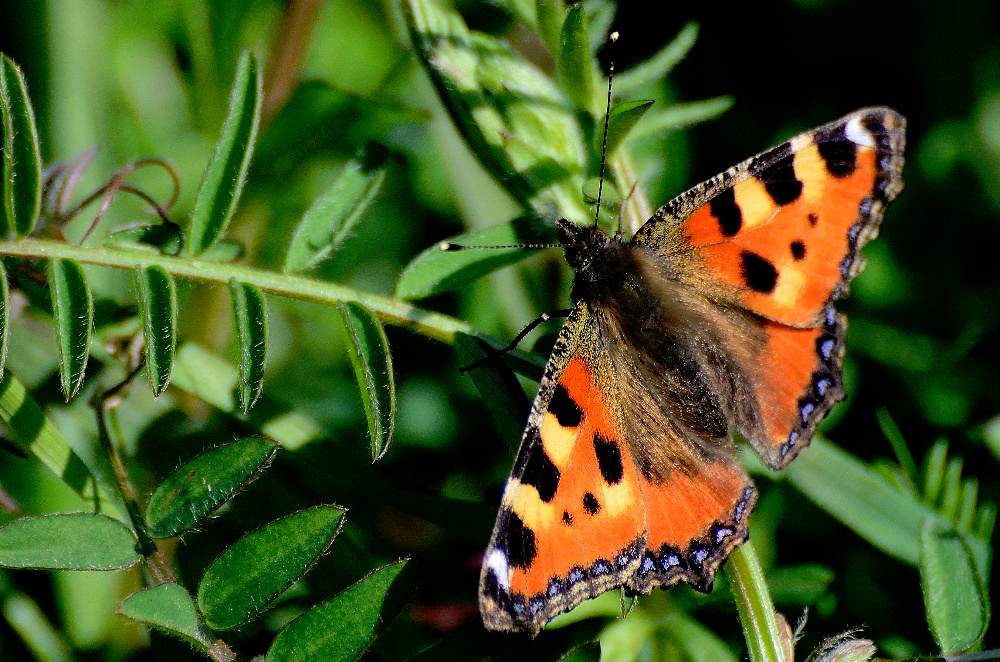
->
[[0, 513, 138, 570], [145, 436, 280, 539], [229, 279, 268, 412], [0, 54, 42, 237], [266, 560, 416, 662], [134, 265, 177, 396], [188, 50, 262, 255], [49, 258, 93, 400], [198, 505, 345, 630]]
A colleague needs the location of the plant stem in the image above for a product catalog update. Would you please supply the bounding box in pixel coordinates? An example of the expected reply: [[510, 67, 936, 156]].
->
[[726, 541, 787, 662], [0, 238, 473, 343]]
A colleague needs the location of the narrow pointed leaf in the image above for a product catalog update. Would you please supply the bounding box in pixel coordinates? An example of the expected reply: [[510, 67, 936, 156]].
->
[[229, 279, 267, 411], [336, 302, 395, 462], [134, 265, 177, 396], [198, 505, 345, 630], [785, 437, 990, 568], [0, 371, 101, 501], [0, 513, 139, 569], [920, 518, 989, 654], [604, 100, 654, 159], [188, 50, 262, 255], [284, 155, 387, 273], [625, 97, 733, 143], [455, 333, 529, 448], [395, 216, 555, 300], [49, 258, 93, 400], [145, 436, 280, 539], [0, 259, 9, 377], [266, 560, 417, 662], [613, 22, 699, 93], [0, 55, 42, 237], [536, 0, 564, 53], [558, 4, 592, 110], [404, 0, 588, 221], [118, 583, 209, 648]]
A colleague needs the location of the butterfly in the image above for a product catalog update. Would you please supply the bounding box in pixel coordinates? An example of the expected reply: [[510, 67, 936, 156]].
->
[[478, 108, 906, 634]]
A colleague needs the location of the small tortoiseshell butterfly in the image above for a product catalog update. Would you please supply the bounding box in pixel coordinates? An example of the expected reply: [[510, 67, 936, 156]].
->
[[479, 108, 906, 634]]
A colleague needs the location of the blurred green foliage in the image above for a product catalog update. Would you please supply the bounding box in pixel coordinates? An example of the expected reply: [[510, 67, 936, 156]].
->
[[0, 0, 997, 660]]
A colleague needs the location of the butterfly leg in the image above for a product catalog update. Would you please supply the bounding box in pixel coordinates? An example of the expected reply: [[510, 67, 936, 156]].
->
[[460, 309, 573, 375]]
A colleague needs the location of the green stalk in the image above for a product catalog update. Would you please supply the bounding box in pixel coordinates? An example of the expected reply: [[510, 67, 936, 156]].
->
[[725, 541, 787, 662], [0, 238, 472, 343]]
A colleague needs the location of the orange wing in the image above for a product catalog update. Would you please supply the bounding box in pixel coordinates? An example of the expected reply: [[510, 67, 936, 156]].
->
[[479, 307, 754, 634], [633, 107, 905, 467]]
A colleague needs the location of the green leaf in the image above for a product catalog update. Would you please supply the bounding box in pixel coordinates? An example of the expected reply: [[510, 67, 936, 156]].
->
[[145, 436, 280, 539], [117, 583, 209, 648], [198, 505, 345, 630], [536, 0, 564, 53], [395, 216, 555, 300], [613, 22, 699, 93], [625, 97, 733, 143], [0, 371, 101, 502], [920, 518, 989, 654], [0, 55, 42, 237], [336, 302, 395, 462], [0, 513, 139, 570], [558, 3, 592, 110], [659, 614, 739, 662], [229, 279, 268, 412], [188, 50, 262, 255], [404, 0, 588, 221], [103, 223, 183, 255], [559, 642, 601, 662], [3, 593, 73, 662], [134, 265, 177, 397], [49, 258, 93, 400], [784, 437, 990, 568], [266, 559, 417, 662], [284, 155, 387, 273], [604, 100, 654, 160], [455, 333, 529, 448], [767, 564, 835, 606], [923, 439, 948, 505], [0, 259, 9, 377]]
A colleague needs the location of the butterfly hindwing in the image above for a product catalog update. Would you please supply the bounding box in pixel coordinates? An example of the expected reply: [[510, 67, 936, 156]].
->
[[632, 107, 904, 467]]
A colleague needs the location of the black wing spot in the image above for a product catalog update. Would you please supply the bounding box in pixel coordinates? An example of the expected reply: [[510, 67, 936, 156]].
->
[[520, 446, 561, 502], [756, 151, 803, 205], [709, 187, 742, 236], [583, 492, 600, 515], [741, 251, 779, 293], [790, 240, 806, 260], [818, 138, 858, 177], [593, 433, 624, 485], [808, 212, 819, 226], [504, 512, 537, 568], [562, 511, 573, 526], [549, 384, 583, 428]]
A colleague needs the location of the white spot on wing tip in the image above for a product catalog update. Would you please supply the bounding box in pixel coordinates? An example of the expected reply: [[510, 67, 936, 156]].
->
[[486, 548, 510, 590], [845, 116, 875, 147]]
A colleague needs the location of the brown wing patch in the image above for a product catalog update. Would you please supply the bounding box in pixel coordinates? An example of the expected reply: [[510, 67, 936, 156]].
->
[[480, 355, 645, 634]]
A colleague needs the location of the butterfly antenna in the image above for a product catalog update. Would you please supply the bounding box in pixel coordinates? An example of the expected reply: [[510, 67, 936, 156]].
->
[[594, 31, 618, 230], [440, 241, 563, 251]]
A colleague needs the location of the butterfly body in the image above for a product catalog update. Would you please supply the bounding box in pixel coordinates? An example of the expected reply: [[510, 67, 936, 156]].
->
[[479, 108, 905, 634]]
